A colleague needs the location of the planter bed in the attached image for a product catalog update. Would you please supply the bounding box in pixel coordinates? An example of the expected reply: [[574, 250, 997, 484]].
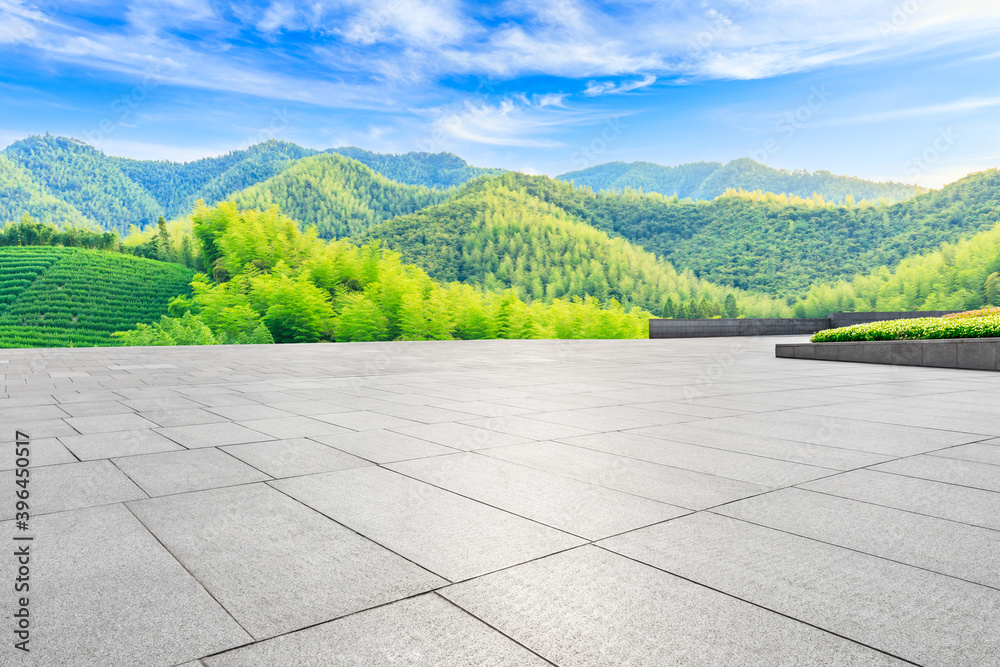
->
[[775, 338, 999, 371]]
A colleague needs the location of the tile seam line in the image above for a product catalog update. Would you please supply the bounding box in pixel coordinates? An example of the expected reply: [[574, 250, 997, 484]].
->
[[120, 501, 256, 642], [798, 485, 1000, 535], [380, 460, 630, 543], [548, 434, 847, 477], [590, 542, 925, 667], [430, 591, 561, 666], [263, 480, 450, 584], [191, 589, 446, 663], [705, 508, 1000, 593]]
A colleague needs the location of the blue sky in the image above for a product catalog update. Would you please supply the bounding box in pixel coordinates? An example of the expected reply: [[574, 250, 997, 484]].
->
[[1, 0, 998, 187]]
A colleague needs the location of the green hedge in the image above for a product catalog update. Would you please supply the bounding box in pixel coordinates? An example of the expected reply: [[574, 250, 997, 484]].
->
[[812, 310, 1000, 342]]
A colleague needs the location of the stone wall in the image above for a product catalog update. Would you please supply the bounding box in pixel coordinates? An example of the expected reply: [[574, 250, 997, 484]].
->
[[649, 311, 961, 339], [775, 338, 999, 371]]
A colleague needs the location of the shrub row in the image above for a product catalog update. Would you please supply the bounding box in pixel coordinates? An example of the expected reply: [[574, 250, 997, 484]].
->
[[812, 308, 1000, 342]]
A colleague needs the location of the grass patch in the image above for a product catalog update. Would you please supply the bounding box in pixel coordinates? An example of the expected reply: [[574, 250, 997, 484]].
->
[[811, 308, 1000, 342]]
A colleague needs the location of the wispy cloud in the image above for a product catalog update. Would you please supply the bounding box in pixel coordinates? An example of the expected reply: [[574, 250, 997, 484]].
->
[[432, 97, 570, 147], [819, 96, 1000, 127], [584, 74, 656, 96]]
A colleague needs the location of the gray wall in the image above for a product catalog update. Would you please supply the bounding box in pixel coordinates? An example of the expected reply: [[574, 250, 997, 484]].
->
[[649, 318, 829, 338], [776, 338, 999, 371], [649, 311, 961, 339]]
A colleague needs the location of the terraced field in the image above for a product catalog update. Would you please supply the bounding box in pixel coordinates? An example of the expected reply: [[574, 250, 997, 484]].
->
[[0, 247, 193, 348]]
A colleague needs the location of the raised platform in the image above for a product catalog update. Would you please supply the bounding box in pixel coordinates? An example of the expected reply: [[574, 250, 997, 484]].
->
[[776, 338, 1000, 371], [650, 311, 959, 339], [3, 337, 1000, 665]]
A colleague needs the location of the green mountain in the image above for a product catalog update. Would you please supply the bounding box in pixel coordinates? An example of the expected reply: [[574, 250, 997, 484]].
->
[[231, 153, 449, 239], [327, 147, 503, 188], [112, 140, 319, 219], [360, 173, 789, 318], [3, 135, 164, 232], [506, 169, 1000, 298], [0, 136, 500, 232], [0, 155, 92, 227], [797, 215, 1000, 316], [558, 157, 925, 204]]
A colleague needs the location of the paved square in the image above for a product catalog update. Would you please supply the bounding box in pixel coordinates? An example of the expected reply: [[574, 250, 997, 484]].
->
[[2, 336, 998, 665]]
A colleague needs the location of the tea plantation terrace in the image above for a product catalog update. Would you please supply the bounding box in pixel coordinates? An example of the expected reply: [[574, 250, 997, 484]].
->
[[2, 336, 999, 665]]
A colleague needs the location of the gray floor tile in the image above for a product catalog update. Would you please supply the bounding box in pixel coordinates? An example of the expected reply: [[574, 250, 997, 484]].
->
[[441, 546, 906, 667], [700, 413, 983, 456], [459, 415, 595, 441], [0, 403, 69, 421], [205, 404, 297, 421], [312, 430, 459, 463], [272, 467, 584, 581], [59, 429, 183, 460], [388, 452, 688, 540], [155, 422, 274, 448], [122, 396, 205, 411], [370, 403, 482, 424], [138, 408, 231, 427], [557, 431, 834, 487], [202, 593, 548, 666], [113, 448, 271, 496], [312, 410, 423, 431], [238, 416, 351, 439], [0, 459, 146, 519], [716, 487, 1000, 588], [56, 400, 134, 417], [261, 400, 354, 416], [931, 440, 1000, 466], [601, 512, 1000, 666], [222, 438, 372, 478], [872, 454, 1000, 492], [62, 412, 159, 435], [483, 440, 768, 509], [389, 422, 531, 451], [629, 422, 893, 470], [128, 483, 445, 639], [2, 417, 79, 439], [0, 436, 76, 469], [0, 504, 250, 666], [801, 469, 1000, 531]]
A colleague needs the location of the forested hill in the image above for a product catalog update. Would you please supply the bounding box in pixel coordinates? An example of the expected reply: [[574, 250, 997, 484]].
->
[[326, 147, 503, 188], [231, 153, 450, 239], [498, 169, 1000, 298], [0, 154, 92, 228], [0, 135, 497, 231], [113, 140, 318, 219], [360, 173, 789, 318], [558, 157, 925, 204]]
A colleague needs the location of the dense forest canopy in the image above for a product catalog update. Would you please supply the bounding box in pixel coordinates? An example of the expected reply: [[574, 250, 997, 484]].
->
[[360, 173, 790, 318], [0, 135, 499, 232], [501, 170, 1000, 298], [327, 147, 502, 188], [557, 157, 926, 204]]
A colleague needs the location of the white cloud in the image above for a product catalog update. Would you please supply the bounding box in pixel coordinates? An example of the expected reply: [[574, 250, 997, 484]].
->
[[584, 74, 656, 96], [339, 0, 467, 47], [434, 97, 571, 147], [819, 96, 1000, 127]]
